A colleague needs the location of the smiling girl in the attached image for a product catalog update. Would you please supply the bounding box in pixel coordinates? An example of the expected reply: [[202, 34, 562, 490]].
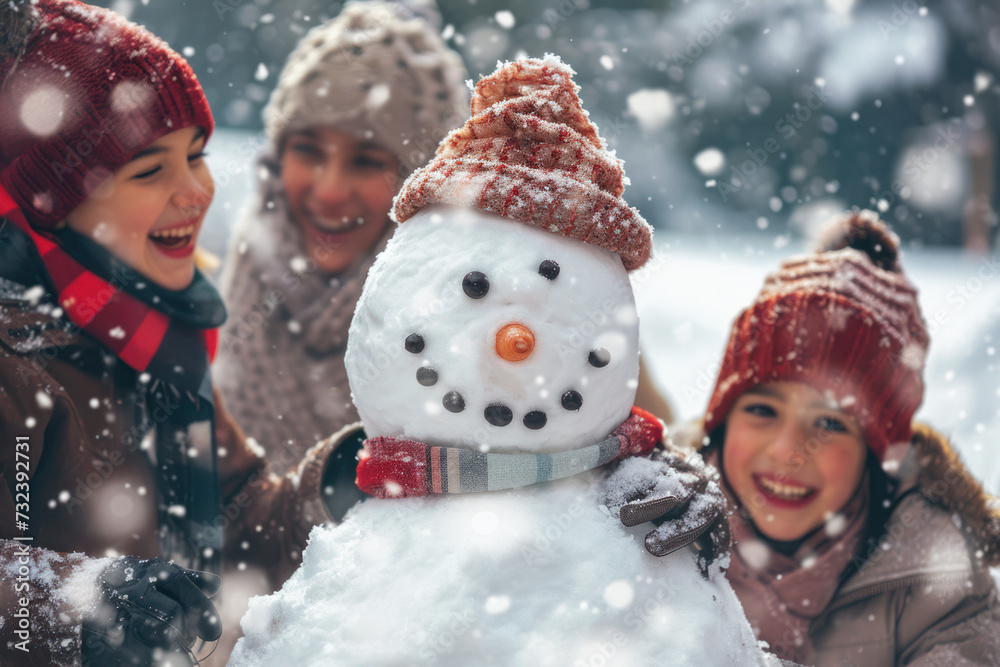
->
[[707, 213, 1000, 665], [0, 2, 371, 664], [613, 211, 1000, 665]]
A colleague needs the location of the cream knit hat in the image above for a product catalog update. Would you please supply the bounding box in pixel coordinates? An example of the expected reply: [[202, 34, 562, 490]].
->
[[264, 1, 468, 175]]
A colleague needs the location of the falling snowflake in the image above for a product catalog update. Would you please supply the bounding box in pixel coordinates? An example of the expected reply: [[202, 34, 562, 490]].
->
[[20, 86, 65, 137], [35, 390, 53, 410], [823, 304, 851, 331], [899, 342, 926, 371]]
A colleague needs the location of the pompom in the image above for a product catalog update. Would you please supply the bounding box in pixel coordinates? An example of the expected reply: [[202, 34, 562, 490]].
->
[[0, 0, 37, 66], [814, 209, 901, 273]]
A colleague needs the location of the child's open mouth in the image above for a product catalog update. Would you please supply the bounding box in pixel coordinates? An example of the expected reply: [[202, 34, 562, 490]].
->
[[753, 474, 817, 508], [149, 222, 197, 258]]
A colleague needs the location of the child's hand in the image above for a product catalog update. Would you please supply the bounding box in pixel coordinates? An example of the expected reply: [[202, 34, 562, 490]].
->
[[81, 557, 222, 666], [602, 446, 730, 576]]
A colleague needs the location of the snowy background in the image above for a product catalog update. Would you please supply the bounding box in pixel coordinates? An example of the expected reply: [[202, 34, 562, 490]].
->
[[98, 0, 1000, 249]]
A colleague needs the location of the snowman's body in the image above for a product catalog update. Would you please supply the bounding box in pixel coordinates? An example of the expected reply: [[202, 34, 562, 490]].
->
[[345, 207, 640, 454], [231, 475, 775, 667]]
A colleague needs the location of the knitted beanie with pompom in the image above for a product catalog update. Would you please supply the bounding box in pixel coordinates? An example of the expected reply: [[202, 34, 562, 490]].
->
[[704, 210, 929, 461]]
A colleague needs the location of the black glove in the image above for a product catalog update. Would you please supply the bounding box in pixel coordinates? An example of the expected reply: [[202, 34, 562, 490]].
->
[[81, 557, 222, 667], [321, 426, 368, 521], [602, 444, 730, 576]]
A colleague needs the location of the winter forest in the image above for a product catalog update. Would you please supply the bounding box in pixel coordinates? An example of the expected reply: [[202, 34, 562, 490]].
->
[[1, 0, 998, 665]]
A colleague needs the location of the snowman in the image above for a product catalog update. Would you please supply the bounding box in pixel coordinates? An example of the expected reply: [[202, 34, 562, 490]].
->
[[231, 56, 773, 667]]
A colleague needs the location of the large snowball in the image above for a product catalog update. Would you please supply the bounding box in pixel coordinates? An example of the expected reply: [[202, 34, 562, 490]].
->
[[231, 476, 774, 666], [345, 208, 640, 453]]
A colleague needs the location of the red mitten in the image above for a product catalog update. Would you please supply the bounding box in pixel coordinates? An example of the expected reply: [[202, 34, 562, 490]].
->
[[611, 406, 664, 460], [355, 437, 429, 498]]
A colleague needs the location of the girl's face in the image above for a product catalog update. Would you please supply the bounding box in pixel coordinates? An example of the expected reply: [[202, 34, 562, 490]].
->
[[65, 126, 212, 291], [281, 127, 400, 274], [722, 381, 868, 542]]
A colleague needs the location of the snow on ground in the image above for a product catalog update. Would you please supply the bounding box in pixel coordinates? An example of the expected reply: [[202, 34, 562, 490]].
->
[[230, 475, 774, 667], [633, 232, 1000, 495]]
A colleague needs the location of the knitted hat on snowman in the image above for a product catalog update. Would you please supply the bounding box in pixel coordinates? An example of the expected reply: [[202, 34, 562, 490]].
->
[[392, 54, 653, 271], [704, 210, 930, 461]]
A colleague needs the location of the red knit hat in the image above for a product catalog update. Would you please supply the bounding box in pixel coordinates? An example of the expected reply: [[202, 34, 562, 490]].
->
[[704, 211, 930, 461], [0, 0, 213, 227], [392, 55, 653, 271]]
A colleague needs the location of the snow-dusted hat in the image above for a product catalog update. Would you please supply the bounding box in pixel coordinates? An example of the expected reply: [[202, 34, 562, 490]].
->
[[392, 55, 653, 271], [704, 211, 930, 461], [264, 0, 467, 174], [0, 0, 213, 227]]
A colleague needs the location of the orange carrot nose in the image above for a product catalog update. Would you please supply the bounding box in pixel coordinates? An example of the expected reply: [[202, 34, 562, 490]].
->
[[496, 323, 535, 362]]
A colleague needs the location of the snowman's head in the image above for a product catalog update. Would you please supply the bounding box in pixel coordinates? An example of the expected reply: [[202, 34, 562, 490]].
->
[[345, 207, 639, 454]]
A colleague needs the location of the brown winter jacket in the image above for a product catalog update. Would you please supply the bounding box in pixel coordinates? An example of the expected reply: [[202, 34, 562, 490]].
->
[[686, 421, 1000, 666], [0, 287, 346, 665]]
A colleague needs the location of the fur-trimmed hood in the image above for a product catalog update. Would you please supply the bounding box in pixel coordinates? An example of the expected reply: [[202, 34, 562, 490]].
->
[[904, 422, 1000, 566], [670, 419, 1000, 567]]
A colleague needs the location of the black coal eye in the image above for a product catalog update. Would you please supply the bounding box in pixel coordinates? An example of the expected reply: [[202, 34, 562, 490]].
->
[[588, 348, 611, 368], [443, 391, 465, 413], [484, 403, 513, 427], [416, 367, 438, 386], [462, 271, 490, 299], [538, 260, 560, 280], [404, 333, 424, 353], [561, 390, 583, 411], [523, 410, 547, 429]]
